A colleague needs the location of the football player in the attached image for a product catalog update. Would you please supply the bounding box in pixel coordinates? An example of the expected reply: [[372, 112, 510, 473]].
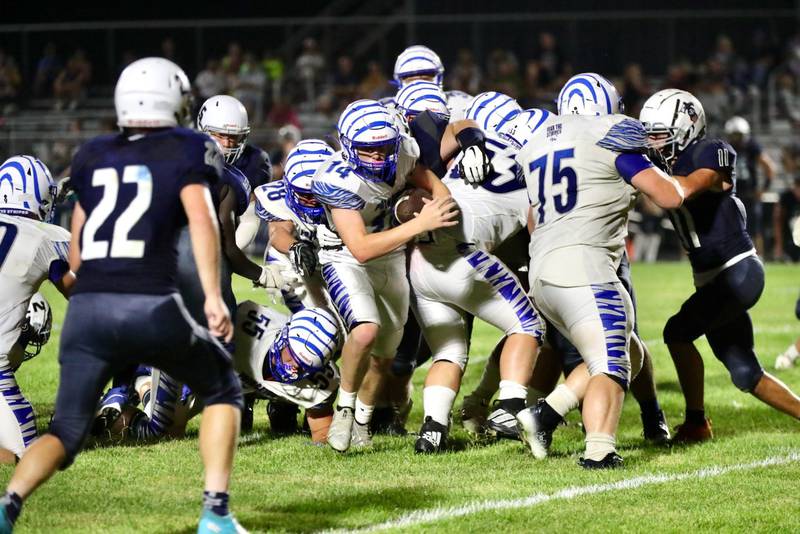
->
[[514, 74, 684, 468], [0, 58, 246, 533], [409, 110, 547, 453], [640, 89, 800, 442], [392, 44, 473, 124], [311, 99, 458, 452], [0, 156, 73, 465], [195, 94, 273, 251]]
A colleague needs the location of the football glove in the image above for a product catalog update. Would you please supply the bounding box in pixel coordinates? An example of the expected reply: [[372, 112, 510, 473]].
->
[[255, 263, 286, 290], [316, 224, 343, 249], [458, 145, 492, 185], [289, 240, 317, 278]]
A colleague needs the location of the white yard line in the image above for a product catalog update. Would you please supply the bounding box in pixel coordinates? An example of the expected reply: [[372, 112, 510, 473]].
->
[[319, 451, 800, 533]]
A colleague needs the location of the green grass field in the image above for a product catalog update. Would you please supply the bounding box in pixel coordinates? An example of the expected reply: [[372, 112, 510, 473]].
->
[[3, 262, 800, 533]]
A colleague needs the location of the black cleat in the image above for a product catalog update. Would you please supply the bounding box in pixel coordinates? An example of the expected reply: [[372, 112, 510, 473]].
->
[[267, 400, 299, 435], [415, 416, 449, 454], [241, 394, 256, 433], [578, 452, 624, 469], [516, 399, 559, 459], [487, 398, 525, 440], [641, 409, 671, 445]]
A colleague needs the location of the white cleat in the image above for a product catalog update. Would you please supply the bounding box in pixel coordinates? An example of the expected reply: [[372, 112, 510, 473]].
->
[[516, 404, 551, 460], [350, 421, 373, 449], [327, 406, 354, 452], [775, 350, 798, 370]]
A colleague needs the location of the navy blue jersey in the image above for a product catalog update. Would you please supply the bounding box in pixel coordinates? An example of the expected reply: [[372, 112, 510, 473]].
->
[[70, 127, 223, 295], [669, 138, 753, 272], [731, 138, 763, 198], [234, 144, 272, 190], [409, 110, 449, 177], [220, 164, 251, 217]]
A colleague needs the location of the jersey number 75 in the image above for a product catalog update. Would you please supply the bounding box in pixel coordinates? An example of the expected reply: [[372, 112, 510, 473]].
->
[[527, 148, 578, 224]]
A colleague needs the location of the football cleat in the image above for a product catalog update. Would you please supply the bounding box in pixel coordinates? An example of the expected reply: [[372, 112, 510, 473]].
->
[[775, 346, 799, 370], [267, 400, 299, 435], [327, 406, 355, 452], [0, 506, 13, 534], [415, 416, 448, 454], [516, 400, 555, 459], [641, 409, 671, 445], [241, 394, 256, 434], [92, 385, 138, 437], [578, 452, 624, 469], [486, 399, 525, 440], [197, 509, 248, 534], [460, 394, 490, 436], [672, 418, 713, 444], [350, 421, 373, 449]]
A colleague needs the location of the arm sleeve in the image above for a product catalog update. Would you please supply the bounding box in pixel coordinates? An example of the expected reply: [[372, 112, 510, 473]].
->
[[596, 118, 650, 153], [615, 153, 654, 184]]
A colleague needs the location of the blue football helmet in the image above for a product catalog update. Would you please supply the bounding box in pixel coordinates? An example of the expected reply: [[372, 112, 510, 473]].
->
[[337, 100, 400, 184], [465, 92, 522, 132], [557, 73, 623, 116], [284, 139, 334, 224], [393, 45, 444, 87], [0, 155, 58, 222], [394, 80, 450, 121], [268, 307, 340, 383], [497, 108, 553, 149]]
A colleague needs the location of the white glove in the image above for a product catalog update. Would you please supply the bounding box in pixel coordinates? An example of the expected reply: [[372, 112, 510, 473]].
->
[[458, 145, 492, 185], [316, 225, 343, 249], [255, 263, 285, 290]]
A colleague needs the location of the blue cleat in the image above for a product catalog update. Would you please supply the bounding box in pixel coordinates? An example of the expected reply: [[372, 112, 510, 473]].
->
[[197, 509, 247, 534], [0, 506, 13, 534]]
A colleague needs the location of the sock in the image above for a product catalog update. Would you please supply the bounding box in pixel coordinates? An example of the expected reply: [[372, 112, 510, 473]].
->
[[544, 384, 579, 418], [354, 397, 374, 425], [423, 385, 457, 426], [470, 356, 501, 401], [526, 387, 548, 405], [686, 408, 706, 425], [498, 380, 527, 401], [638, 397, 662, 418], [203, 491, 229, 517], [784, 343, 799, 360], [1, 492, 22, 525], [337, 388, 356, 410], [538, 401, 564, 430], [584, 432, 616, 461]]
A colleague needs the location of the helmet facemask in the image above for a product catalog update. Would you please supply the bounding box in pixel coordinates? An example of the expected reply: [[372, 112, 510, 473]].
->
[[341, 136, 400, 184], [286, 182, 324, 224], [267, 325, 323, 383]]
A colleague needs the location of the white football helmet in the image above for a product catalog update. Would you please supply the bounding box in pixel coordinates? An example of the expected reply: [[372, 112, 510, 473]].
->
[[465, 91, 522, 132], [268, 307, 340, 383], [197, 95, 251, 164], [337, 100, 400, 183], [445, 90, 473, 123], [0, 155, 57, 222], [115, 57, 192, 128], [724, 116, 750, 137], [557, 73, 623, 116], [497, 108, 554, 149], [21, 293, 53, 361], [394, 80, 450, 121], [639, 89, 707, 163], [284, 139, 335, 224], [393, 45, 444, 87]]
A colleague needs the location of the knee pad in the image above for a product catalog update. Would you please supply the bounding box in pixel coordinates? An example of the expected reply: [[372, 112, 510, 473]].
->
[[726, 358, 764, 392], [663, 313, 695, 345]]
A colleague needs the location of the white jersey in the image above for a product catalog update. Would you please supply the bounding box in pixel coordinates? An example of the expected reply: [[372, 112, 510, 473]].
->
[[436, 135, 528, 252], [446, 90, 473, 123], [0, 214, 69, 363], [518, 114, 644, 287], [233, 301, 339, 409], [311, 135, 419, 265], [254, 179, 316, 243]]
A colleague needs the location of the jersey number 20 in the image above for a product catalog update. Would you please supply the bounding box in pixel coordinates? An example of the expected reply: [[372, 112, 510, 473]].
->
[[82, 165, 153, 260], [528, 148, 578, 224]]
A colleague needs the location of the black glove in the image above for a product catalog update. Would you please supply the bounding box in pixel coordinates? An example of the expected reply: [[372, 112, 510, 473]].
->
[[647, 147, 672, 175], [288, 241, 317, 278]]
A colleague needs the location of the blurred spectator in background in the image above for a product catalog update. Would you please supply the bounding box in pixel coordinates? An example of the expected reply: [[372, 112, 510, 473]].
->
[[493, 51, 522, 99], [266, 96, 301, 130], [223, 42, 243, 76], [195, 59, 226, 102], [664, 60, 695, 91], [331, 55, 358, 108], [448, 49, 481, 95], [161, 37, 179, 65], [773, 177, 800, 262], [117, 50, 138, 79], [776, 72, 800, 128], [261, 49, 285, 103], [33, 43, 61, 98], [535, 32, 563, 89], [0, 49, 22, 114], [622, 63, 650, 118], [695, 58, 734, 131], [633, 196, 665, 263], [232, 52, 266, 124], [295, 37, 326, 103], [357, 60, 390, 100], [724, 116, 776, 255], [269, 124, 302, 181], [53, 49, 91, 111]]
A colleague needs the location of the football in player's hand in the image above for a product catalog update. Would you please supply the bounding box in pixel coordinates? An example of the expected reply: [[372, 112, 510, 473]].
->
[[393, 188, 433, 224]]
